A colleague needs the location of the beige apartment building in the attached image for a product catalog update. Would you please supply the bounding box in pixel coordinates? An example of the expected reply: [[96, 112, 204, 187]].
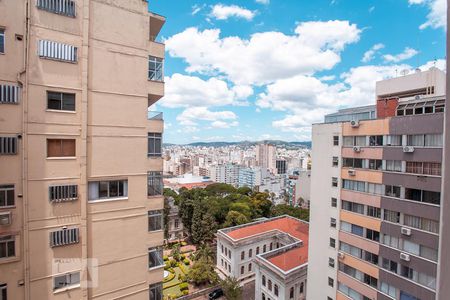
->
[[0, 0, 165, 299]]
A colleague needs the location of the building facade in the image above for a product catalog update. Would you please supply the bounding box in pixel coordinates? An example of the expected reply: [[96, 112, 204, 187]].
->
[[216, 215, 309, 296], [0, 0, 165, 299], [166, 198, 185, 243], [307, 67, 446, 300], [256, 143, 277, 174]]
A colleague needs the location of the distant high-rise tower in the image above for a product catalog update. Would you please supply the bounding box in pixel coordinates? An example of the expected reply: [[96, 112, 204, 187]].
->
[[256, 143, 276, 174]]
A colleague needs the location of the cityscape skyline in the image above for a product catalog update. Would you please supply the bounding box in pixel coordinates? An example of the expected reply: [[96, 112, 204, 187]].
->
[[150, 0, 446, 144]]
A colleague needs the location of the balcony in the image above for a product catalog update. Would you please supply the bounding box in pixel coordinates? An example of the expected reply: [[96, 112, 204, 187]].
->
[[149, 12, 166, 42]]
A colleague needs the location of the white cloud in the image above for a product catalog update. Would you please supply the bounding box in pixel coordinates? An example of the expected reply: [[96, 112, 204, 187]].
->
[[161, 74, 251, 108], [176, 107, 237, 128], [210, 4, 256, 21], [409, 0, 446, 30], [211, 120, 239, 128], [383, 47, 419, 63], [418, 58, 446, 70], [165, 21, 361, 85], [191, 4, 205, 15], [361, 43, 384, 63], [255, 0, 270, 4]]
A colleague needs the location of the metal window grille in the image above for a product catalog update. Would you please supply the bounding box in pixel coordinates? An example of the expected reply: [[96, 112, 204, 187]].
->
[[37, 0, 76, 17], [0, 85, 20, 104], [38, 40, 77, 62], [0, 137, 17, 155], [49, 185, 78, 202], [50, 227, 79, 247]]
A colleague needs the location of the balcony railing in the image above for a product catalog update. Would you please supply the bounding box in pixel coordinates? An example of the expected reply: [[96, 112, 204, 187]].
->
[[148, 111, 163, 120]]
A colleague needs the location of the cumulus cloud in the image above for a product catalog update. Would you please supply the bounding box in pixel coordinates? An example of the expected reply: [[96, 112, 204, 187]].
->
[[210, 4, 255, 20], [165, 21, 361, 85], [176, 107, 238, 128], [383, 47, 419, 63], [255, 0, 270, 4], [161, 74, 252, 108], [409, 0, 446, 30], [361, 43, 384, 63]]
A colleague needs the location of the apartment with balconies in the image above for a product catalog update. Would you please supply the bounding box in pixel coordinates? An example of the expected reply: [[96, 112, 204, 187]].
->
[[307, 67, 446, 300], [0, 0, 165, 299]]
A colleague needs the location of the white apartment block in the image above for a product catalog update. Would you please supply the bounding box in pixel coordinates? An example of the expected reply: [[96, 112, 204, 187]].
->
[[216, 216, 309, 299]]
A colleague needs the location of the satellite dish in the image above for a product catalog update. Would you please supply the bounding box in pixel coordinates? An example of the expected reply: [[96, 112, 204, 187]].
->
[[400, 69, 409, 76]]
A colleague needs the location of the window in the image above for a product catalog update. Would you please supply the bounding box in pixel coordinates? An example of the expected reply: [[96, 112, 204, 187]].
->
[[364, 251, 379, 265], [333, 136, 339, 146], [148, 56, 163, 81], [366, 229, 379, 242], [332, 157, 339, 167], [369, 135, 383, 146], [342, 179, 365, 192], [425, 134, 443, 147], [149, 282, 163, 300], [367, 206, 381, 218], [423, 162, 442, 176], [274, 284, 279, 296], [262, 293, 266, 300], [401, 265, 417, 280], [0, 29, 4, 53], [290, 287, 294, 299], [50, 228, 79, 247], [328, 257, 335, 268], [386, 160, 402, 172], [384, 209, 400, 223], [37, 0, 76, 17], [405, 188, 440, 205], [341, 200, 364, 214], [0, 283, 6, 300], [47, 139, 75, 157], [404, 214, 439, 233], [241, 251, 245, 260], [262, 275, 266, 286], [380, 282, 397, 298], [174, 219, 179, 229], [0, 235, 15, 259], [332, 177, 338, 187], [39, 40, 77, 62], [368, 159, 382, 170], [329, 238, 336, 248], [330, 218, 336, 228], [88, 180, 128, 201], [0, 84, 20, 104], [269, 243, 273, 251], [0, 185, 14, 207], [148, 133, 162, 157], [241, 266, 244, 274], [328, 277, 334, 287], [331, 198, 337, 208], [248, 263, 252, 272], [263, 245, 266, 252], [367, 183, 383, 195], [386, 135, 402, 146], [0, 137, 17, 155], [148, 210, 163, 232], [148, 172, 163, 196], [148, 246, 163, 269], [47, 91, 75, 111], [249, 249, 252, 258], [343, 158, 363, 169], [53, 272, 80, 290], [385, 185, 401, 198], [268, 280, 272, 291], [256, 247, 260, 255], [300, 282, 304, 294], [49, 185, 78, 202]]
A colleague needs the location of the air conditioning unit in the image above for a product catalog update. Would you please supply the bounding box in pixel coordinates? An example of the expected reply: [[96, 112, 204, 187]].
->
[[348, 169, 356, 176], [403, 146, 415, 153], [338, 252, 345, 259], [353, 146, 361, 153], [400, 253, 411, 262], [401, 227, 412, 236], [0, 212, 11, 226], [350, 120, 360, 128]]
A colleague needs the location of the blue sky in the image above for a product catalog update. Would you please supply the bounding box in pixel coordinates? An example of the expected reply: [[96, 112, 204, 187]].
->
[[149, 0, 446, 144]]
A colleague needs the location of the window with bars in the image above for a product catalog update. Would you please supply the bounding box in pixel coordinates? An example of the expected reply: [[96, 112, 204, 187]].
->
[[88, 180, 128, 201], [148, 210, 163, 232], [333, 135, 339, 146], [148, 56, 163, 81], [47, 139, 75, 157], [148, 172, 163, 196], [49, 185, 78, 202], [148, 246, 163, 269], [0, 235, 15, 259], [37, 0, 76, 17], [47, 91, 75, 111], [53, 272, 80, 290], [0, 84, 20, 104], [50, 227, 79, 247], [149, 282, 163, 300], [0, 137, 17, 155], [38, 40, 77, 62], [0, 185, 14, 208], [148, 133, 162, 157], [0, 29, 4, 53]]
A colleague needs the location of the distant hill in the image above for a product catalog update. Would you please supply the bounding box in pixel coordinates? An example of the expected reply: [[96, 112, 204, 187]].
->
[[163, 140, 311, 149]]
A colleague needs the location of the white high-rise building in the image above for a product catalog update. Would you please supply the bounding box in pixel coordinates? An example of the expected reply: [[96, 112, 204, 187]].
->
[[256, 143, 277, 174]]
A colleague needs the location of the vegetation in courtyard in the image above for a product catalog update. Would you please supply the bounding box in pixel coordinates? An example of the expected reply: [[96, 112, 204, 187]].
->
[[220, 276, 243, 300]]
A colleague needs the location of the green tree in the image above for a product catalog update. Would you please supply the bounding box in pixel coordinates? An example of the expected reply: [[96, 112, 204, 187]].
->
[[191, 201, 217, 244], [271, 204, 310, 222], [194, 244, 215, 263], [171, 243, 181, 261], [221, 276, 242, 300], [224, 210, 249, 227], [188, 258, 218, 286]]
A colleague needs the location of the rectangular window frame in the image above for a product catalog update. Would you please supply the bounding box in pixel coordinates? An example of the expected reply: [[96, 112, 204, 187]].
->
[[0, 137, 18, 155], [148, 133, 162, 157], [0, 185, 14, 208], [148, 172, 163, 196], [148, 246, 164, 269], [0, 29, 4, 54], [148, 210, 163, 232], [0, 235, 15, 259], [47, 91, 76, 112], [148, 56, 164, 81], [53, 272, 80, 291], [46, 139, 76, 158], [88, 180, 128, 201]]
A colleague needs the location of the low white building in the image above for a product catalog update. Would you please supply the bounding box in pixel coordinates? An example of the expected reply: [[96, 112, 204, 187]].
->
[[216, 216, 309, 300]]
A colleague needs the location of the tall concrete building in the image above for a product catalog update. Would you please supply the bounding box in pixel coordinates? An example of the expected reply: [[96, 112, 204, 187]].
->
[[256, 143, 277, 174], [308, 67, 446, 300], [0, 0, 165, 299]]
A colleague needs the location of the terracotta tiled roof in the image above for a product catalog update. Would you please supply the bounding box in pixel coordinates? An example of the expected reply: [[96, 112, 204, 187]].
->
[[225, 217, 309, 272]]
